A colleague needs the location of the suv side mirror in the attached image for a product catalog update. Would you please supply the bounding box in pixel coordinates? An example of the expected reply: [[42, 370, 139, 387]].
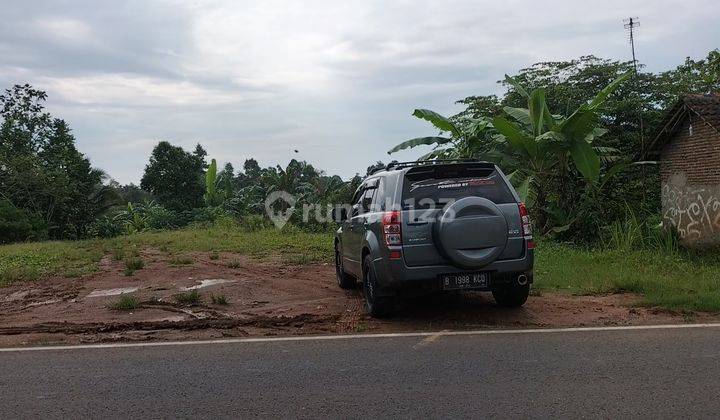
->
[[332, 207, 347, 223]]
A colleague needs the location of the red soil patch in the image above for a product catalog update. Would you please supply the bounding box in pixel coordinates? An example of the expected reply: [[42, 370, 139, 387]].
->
[[0, 250, 716, 347]]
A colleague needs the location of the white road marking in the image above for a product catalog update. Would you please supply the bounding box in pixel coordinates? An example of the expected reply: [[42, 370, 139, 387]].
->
[[2, 323, 720, 353]]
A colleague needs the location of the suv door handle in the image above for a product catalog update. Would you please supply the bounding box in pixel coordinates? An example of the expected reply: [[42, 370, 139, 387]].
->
[[407, 220, 428, 226]]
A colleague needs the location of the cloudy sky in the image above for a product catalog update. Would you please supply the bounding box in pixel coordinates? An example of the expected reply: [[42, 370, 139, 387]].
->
[[1, 0, 718, 183]]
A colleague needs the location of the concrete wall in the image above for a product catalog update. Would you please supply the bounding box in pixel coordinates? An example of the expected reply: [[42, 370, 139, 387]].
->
[[660, 115, 720, 246]]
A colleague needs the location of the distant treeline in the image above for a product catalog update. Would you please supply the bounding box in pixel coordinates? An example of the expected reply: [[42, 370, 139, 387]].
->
[[1, 50, 718, 244]]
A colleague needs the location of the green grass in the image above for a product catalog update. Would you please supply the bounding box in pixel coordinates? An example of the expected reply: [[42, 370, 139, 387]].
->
[[5, 220, 720, 312], [535, 241, 720, 311], [0, 240, 105, 286], [108, 294, 140, 311], [0, 223, 333, 286]]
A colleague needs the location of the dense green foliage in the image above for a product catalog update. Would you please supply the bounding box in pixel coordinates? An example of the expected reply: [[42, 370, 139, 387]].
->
[[391, 51, 720, 242], [0, 85, 116, 242]]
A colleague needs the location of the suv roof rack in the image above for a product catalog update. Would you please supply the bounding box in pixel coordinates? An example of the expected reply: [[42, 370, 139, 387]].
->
[[385, 159, 493, 171]]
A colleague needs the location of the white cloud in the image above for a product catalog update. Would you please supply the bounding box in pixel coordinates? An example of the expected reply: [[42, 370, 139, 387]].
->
[[1, 0, 719, 183], [33, 17, 99, 47], [40, 73, 275, 107]]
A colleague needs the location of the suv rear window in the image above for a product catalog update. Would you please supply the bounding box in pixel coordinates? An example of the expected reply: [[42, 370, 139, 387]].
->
[[402, 168, 515, 208]]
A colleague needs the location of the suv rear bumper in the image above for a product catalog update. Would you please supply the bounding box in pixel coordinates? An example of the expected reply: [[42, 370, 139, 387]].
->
[[372, 248, 534, 293]]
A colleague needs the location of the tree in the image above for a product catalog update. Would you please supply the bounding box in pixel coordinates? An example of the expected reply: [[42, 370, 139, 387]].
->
[[140, 141, 206, 211], [217, 162, 236, 199], [0, 84, 114, 240]]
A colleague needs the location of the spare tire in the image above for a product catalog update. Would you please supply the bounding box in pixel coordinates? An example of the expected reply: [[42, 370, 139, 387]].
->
[[434, 196, 508, 269]]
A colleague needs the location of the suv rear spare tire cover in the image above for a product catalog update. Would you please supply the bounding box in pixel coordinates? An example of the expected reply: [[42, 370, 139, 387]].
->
[[435, 196, 508, 268]]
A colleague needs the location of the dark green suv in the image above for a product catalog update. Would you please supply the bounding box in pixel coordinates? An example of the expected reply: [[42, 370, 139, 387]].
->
[[333, 160, 534, 317]]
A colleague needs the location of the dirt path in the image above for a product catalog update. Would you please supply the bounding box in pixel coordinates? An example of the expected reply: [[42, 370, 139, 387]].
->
[[1, 250, 717, 347]]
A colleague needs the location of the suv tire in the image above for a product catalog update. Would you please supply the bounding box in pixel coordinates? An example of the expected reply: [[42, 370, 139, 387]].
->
[[362, 255, 393, 318], [492, 283, 530, 307], [335, 244, 356, 289]]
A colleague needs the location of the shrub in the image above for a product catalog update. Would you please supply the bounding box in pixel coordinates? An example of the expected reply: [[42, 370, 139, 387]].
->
[[88, 215, 124, 239]]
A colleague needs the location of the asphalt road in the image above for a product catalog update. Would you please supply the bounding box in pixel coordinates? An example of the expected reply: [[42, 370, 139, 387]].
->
[[2, 325, 720, 419]]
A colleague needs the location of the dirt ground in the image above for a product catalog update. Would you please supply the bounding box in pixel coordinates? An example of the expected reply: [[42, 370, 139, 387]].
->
[[1, 249, 718, 347]]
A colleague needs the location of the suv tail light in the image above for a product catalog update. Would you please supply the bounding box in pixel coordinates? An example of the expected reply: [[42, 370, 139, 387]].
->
[[518, 203, 533, 248], [382, 210, 402, 246]]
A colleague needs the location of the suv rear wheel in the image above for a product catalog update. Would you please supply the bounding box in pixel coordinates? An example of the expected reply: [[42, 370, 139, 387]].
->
[[492, 283, 530, 307], [363, 255, 393, 318], [335, 244, 356, 289]]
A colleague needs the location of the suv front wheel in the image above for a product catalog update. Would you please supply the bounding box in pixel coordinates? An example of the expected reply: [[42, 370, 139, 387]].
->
[[362, 255, 393, 318], [492, 283, 530, 307]]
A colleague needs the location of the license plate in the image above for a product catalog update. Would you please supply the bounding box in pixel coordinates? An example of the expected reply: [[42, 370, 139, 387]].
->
[[441, 273, 488, 290]]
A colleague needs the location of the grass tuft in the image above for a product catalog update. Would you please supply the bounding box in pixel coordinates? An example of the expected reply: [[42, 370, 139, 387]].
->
[[169, 255, 194, 266], [109, 294, 140, 311], [123, 257, 144, 276], [211, 294, 229, 305], [174, 290, 201, 305], [226, 260, 242, 269]]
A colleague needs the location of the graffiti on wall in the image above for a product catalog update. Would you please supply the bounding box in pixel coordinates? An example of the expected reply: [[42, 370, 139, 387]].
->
[[662, 174, 720, 243]]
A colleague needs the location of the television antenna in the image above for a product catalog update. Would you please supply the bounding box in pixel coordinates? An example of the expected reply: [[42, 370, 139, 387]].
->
[[623, 17, 640, 73]]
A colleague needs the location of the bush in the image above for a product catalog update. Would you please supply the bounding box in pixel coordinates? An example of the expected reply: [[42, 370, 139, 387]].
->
[[87, 215, 124, 239], [190, 206, 231, 225], [239, 214, 270, 231], [0, 200, 47, 243]]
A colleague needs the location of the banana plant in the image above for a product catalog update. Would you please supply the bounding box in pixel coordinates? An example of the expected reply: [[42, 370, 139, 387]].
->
[[203, 159, 223, 207], [387, 109, 494, 160], [495, 71, 631, 230]]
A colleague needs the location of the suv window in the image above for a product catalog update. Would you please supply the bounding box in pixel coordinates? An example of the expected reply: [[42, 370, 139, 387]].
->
[[360, 188, 375, 214], [402, 170, 514, 208], [372, 177, 389, 211]]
